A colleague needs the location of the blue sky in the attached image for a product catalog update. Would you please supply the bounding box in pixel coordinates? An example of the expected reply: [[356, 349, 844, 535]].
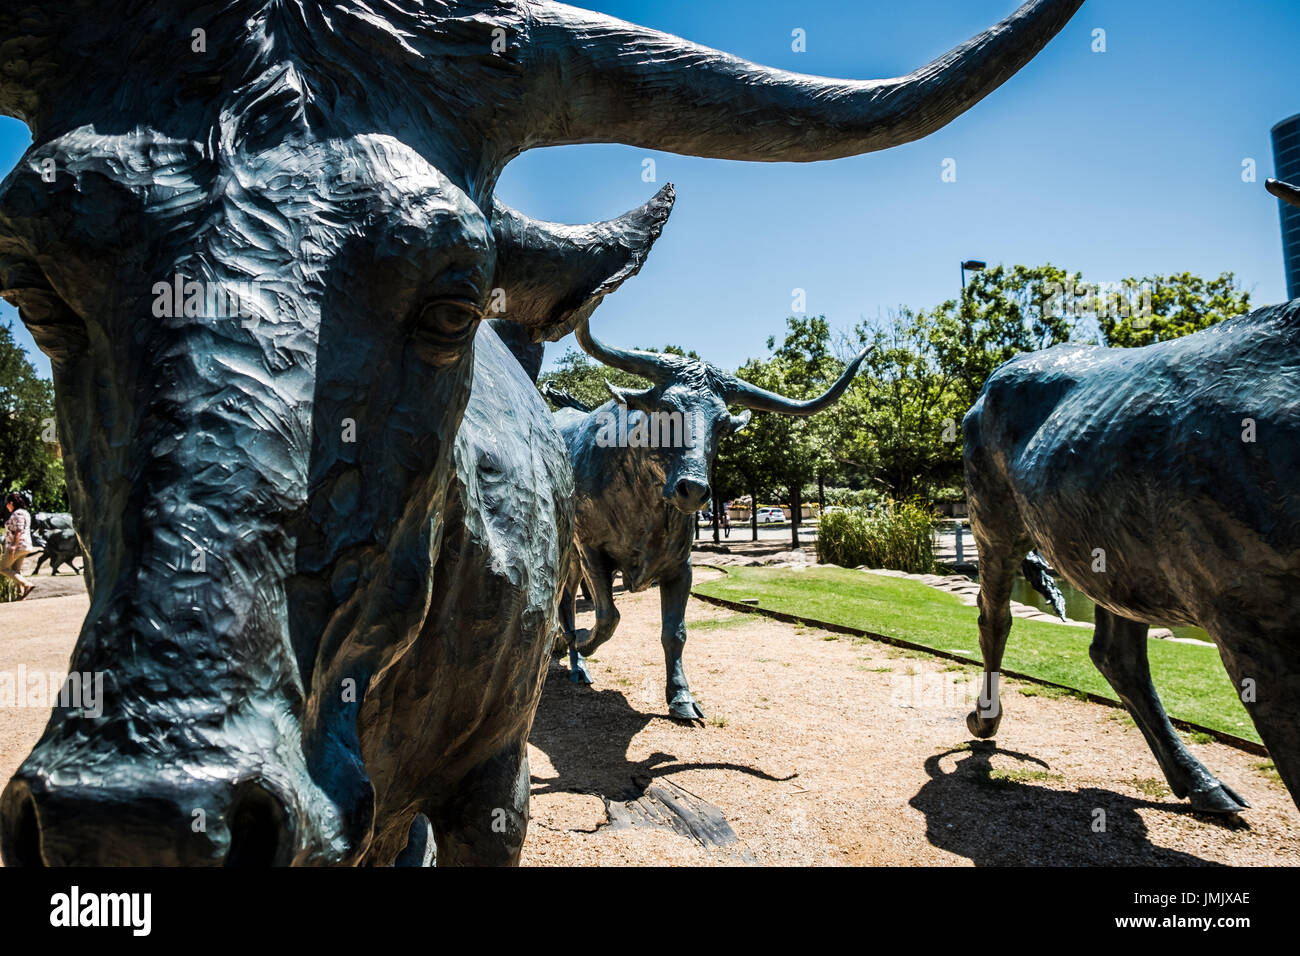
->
[[2, 0, 1297, 379]]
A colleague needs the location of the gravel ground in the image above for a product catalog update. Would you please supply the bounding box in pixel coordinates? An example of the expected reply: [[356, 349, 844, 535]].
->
[[523, 568, 1300, 866], [3, 569, 1297, 866], [0, 591, 90, 799]]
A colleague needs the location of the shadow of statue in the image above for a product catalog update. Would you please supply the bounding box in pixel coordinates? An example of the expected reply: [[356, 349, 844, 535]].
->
[[528, 663, 794, 803], [908, 743, 1238, 865]]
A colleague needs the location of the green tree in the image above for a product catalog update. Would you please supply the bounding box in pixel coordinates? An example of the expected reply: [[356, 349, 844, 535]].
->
[[712, 407, 777, 542], [844, 310, 965, 499], [847, 264, 1252, 499], [704, 429, 752, 543], [0, 322, 65, 511], [733, 316, 853, 549], [930, 263, 1078, 412], [1096, 271, 1250, 348]]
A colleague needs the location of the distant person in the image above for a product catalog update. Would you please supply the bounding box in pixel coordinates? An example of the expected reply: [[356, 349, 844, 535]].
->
[[2, 491, 37, 599], [721, 502, 731, 538]]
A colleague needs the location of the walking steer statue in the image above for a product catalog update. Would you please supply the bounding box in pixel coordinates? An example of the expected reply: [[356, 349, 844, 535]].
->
[[963, 178, 1300, 816], [0, 0, 1083, 863], [551, 321, 868, 718], [30, 512, 85, 575]]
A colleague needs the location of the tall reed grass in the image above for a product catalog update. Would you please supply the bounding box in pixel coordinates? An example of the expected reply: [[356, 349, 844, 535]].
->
[[816, 501, 938, 574]]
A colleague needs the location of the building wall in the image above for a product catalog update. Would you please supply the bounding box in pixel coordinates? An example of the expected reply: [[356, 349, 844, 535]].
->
[[1274, 114, 1300, 300]]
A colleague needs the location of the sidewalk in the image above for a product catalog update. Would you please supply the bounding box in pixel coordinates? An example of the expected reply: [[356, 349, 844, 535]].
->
[[933, 522, 977, 569]]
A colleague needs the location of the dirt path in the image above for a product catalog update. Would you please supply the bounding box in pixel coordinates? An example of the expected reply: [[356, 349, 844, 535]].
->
[[0, 592, 90, 793], [2, 572, 1297, 865], [523, 572, 1300, 866]]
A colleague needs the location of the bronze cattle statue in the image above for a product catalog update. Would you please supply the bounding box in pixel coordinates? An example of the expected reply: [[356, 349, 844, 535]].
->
[[0, 0, 1083, 863], [30, 512, 84, 575], [551, 321, 867, 718], [963, 180, 1300, 814]]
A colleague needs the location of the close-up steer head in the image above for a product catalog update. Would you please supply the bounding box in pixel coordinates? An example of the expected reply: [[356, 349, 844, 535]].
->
[[0, 0, 1083, 864], [578, 319, 870, 513]]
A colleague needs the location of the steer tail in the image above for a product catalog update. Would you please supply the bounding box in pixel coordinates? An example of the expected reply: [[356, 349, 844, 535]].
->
[[1021, 550, 1067, 621], [539, 381, 594, 413]]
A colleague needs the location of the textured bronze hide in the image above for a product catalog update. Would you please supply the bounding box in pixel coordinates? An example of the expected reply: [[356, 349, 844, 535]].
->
[[965, 249, 1300, 814], [552, 322, 868, 718], [0, 0, 1082, 863]]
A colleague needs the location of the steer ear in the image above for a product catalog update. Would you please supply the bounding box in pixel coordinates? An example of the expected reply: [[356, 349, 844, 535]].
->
[[489, 183, 675, 343], [605, 380, 658, 414], [727, 410, 753, 434]]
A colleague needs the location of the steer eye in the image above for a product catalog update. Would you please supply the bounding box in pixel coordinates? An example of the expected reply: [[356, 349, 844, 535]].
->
[[412, 296, 483, 362]]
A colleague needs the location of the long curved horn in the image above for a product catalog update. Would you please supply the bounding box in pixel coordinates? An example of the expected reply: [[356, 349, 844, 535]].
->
[[724, 348, 870, 416], [526, 0, 1084, 161], [1267, 178, 1300, 209], [575, 316, 676, 385]]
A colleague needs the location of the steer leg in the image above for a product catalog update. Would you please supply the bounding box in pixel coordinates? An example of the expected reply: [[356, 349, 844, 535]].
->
[[660, 564, 704, 720], [558, 584, 592, 684], [392, 813, 436, 867], [966, 535, 1027, 739], [431, 744, 530, 866], [575, 550, 620, 657], [1090, 607, 1248, 814], [1205, 614, 1300, 813]]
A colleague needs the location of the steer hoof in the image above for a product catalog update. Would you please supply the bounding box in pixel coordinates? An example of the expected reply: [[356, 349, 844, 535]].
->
[[1189, 781, 1250, 815], [966, 710, 1001, 739], [668, 696, 705, 721], [568, 660, 593, 685]]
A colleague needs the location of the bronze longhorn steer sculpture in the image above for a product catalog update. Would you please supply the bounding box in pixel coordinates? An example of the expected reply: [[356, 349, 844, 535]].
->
[[30, 512, 84, 575], [6, 181, 671, 865], [552, 320, 868, 719], [963, 178, 1300, 815], [0, 0, 1082, 864]]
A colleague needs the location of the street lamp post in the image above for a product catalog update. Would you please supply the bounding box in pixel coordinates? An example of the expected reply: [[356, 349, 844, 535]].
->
[[960, 259, 986, 295]]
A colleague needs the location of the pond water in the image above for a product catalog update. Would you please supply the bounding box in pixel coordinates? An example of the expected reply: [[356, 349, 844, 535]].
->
[[1006, 575, 1213, 645]]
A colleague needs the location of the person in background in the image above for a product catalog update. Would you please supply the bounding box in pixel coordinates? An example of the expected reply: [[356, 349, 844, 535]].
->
[[2, 490, 37, 599]]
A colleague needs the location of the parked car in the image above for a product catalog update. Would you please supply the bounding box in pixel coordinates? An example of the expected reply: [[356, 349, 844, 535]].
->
[[756, 507, 786, 524]]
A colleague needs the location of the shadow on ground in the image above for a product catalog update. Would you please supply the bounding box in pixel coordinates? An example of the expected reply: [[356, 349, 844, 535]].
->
[[529, 663, 794, 803], [910, 742, 1238, 865]]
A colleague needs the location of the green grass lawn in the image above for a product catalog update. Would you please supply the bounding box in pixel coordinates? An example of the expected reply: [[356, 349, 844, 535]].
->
[[692, 565, 1257, 743]]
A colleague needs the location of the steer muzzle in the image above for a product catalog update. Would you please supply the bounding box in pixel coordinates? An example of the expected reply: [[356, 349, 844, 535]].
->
[[671, 477, 711, 513], [1, 767, 298, 866]]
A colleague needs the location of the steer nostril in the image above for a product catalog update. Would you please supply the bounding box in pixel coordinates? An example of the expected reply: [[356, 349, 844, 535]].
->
[[0, 784, 45, 867], [225, 784, 290, 868], [675, 479, 709, 503]]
